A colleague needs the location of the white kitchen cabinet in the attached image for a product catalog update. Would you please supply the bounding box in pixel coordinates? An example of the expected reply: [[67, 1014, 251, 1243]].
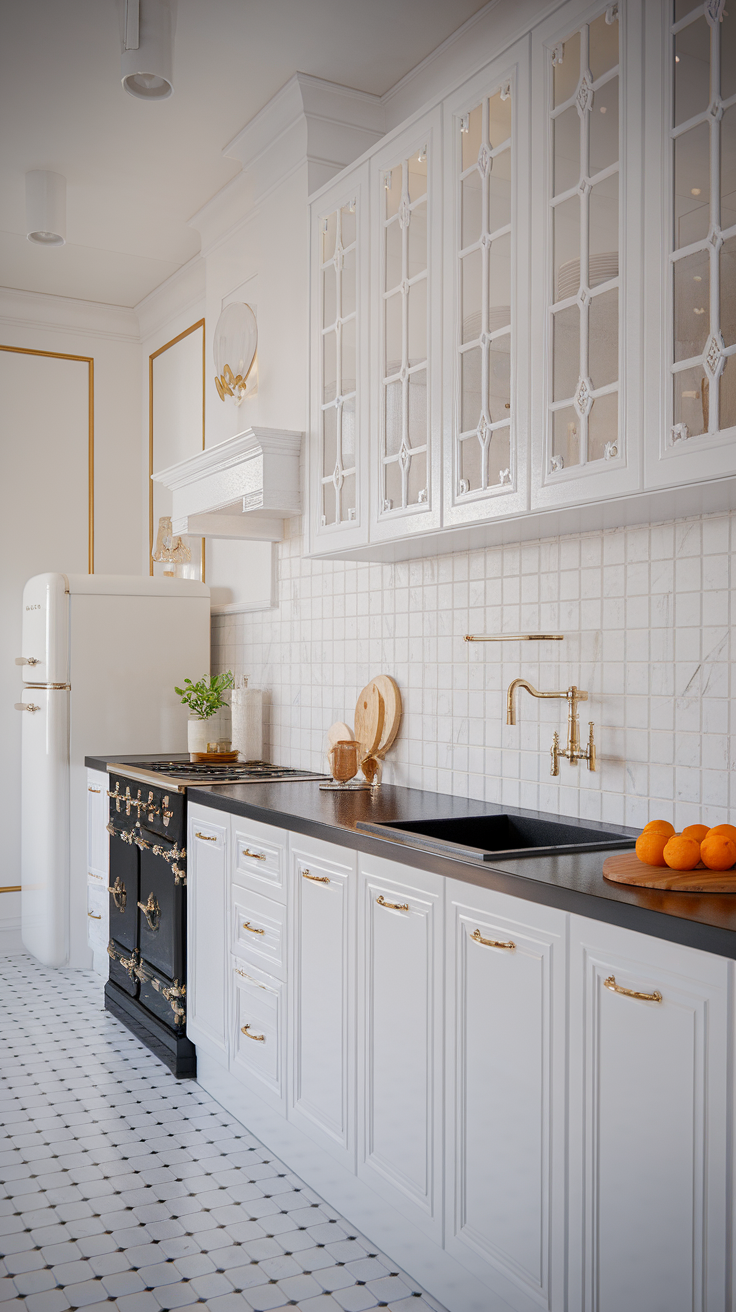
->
[[232, 815, 288, 903], [86, 768, 109, 972], [357, 853, 444, 1243], [232, 883, 286, 980], [186, 803, 229, 1064], [567, 915, 729, 1312], [231, 957, 286, 1114], [288, 834, 357, 1169], [445, 880, 567, 1312]]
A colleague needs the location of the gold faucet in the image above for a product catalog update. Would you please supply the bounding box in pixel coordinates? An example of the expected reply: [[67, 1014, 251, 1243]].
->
[[506, 678, 596, 776]]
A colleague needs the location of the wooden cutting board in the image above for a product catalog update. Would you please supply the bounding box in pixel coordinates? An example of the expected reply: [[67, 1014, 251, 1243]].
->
[[354, 681, 385, 758], [327, 721, 355, 749], [603, 851, 736, 892], [371, 675, 402, 758]]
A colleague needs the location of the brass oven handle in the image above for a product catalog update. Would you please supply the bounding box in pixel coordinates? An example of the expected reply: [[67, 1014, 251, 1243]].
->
[[88, 787, 101, 793], [243, 921, 265, 934], [137, 894, 161, 931], [604, 974, 662, 1003], [376, 894, 409, 911], [108, 879, 126, 911], [195, 832, 218, 841], [471, 928, 515, 950], [242, 848, 266, 860], [87, 912, 102, 919], [302, 869, 330, 883], [241, 1023, 265, 1041]]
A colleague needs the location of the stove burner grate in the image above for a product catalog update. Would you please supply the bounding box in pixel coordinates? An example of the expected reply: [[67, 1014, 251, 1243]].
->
[[119, 759, 329, 783]]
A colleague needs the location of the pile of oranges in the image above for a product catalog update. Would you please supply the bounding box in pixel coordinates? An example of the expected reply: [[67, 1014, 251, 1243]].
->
[[636, 821, 736, 871]]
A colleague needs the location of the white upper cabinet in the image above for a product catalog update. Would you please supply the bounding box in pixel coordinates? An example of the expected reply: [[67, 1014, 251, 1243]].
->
[[644, 0, 736, 488], [309, 164, 370, 554], [370, 109, 443, 542], [443, 39, 530, 527], [531, 0, 643, 509]]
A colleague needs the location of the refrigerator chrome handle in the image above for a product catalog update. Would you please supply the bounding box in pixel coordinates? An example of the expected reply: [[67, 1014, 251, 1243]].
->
[[15, 656, 40, 666], [14, 702, 39, 712]]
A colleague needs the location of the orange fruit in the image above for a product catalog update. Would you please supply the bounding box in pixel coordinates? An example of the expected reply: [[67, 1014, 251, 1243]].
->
[[663, 834, 702, 871], [706, 824, 736, 843], [635, 831, 669, 867], [682, 824, 709, 843], [700, 834, 736, 871], [642, 819, 675, 838]]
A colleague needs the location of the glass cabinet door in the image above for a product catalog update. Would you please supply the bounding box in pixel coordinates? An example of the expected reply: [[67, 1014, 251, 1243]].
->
[[443, 39, 529, 527], [370, 109, 442, 542], [309, 164, 369, 553]]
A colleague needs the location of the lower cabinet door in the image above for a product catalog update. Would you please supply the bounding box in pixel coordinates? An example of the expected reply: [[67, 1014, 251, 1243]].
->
[[357, 854, 443, 1242], [568, 916, 729, 1312], [86, 769, 109, 880], [230, 957, 285, 1113], [445, 880, 567, 1312], [288, 836, 356, 1168], [86, 880, 108, 955], [186, 805, 229, 1063]]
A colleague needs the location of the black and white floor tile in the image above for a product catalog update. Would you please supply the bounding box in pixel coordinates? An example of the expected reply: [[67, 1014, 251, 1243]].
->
[[0, 957, 445, 1312]]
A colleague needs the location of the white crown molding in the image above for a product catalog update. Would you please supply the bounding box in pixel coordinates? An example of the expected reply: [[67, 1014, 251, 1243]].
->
[[134, 255, 206, 344], [0, 285, 139, 343]]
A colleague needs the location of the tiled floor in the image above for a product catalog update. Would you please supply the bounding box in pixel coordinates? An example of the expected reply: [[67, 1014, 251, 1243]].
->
[[0, 956, 445, 1312]]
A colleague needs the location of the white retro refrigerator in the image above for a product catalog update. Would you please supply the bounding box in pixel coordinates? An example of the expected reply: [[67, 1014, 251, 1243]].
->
[[17, 573, 210, 969]]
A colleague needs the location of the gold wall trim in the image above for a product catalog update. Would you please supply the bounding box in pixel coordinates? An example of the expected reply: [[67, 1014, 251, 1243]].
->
[[0, 343, 95, 573], [148, 318, 206, 579]]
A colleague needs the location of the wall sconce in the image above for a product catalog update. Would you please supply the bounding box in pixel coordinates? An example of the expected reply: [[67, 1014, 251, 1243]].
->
[[213, 303, 257, 405], [152, 516, 191, 577], [26, 171, 66, 246]]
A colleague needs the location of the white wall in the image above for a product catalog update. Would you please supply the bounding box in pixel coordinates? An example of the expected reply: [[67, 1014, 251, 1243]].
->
[[0, 289, 142, 946]]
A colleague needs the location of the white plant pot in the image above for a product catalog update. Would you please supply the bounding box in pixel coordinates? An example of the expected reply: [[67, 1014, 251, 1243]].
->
[[187, 717, 211, 756]]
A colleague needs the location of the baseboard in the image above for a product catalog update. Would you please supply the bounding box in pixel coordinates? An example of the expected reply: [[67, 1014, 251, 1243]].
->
[[0, 917, 23, 956], [195, 1052, 513, 1312]]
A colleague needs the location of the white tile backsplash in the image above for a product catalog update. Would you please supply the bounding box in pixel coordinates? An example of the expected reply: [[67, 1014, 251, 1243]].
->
[[211, 510, 736, 832]]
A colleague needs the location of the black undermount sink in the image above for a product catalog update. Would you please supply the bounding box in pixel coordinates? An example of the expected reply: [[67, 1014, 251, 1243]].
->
[[355, 813, 636, 863]]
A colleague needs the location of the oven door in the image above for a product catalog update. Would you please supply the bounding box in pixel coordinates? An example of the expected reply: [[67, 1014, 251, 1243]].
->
[[138, 842, 185, 981], [107, 828, 138, 951]]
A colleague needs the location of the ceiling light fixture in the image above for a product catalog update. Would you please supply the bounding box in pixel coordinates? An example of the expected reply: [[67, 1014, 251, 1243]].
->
[[121, 0, 174, 101], [26, 171, 66, 246]]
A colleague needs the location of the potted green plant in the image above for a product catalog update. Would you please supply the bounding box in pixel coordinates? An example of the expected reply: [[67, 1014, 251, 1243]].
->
[[175, 671, 234, 755]]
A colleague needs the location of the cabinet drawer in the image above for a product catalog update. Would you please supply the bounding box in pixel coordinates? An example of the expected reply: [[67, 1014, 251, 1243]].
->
[[231, 958, 284, 1109], [232, 886, 286, 979], [233, 820, 287, 902], [86, 881, 107, 951]]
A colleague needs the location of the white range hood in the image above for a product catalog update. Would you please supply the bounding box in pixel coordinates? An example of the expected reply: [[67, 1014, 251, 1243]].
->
[[152, 427, 302, 542]]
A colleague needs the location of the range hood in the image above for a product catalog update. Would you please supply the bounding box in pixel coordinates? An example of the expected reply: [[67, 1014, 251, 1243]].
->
[[152, 427, 302, 542]]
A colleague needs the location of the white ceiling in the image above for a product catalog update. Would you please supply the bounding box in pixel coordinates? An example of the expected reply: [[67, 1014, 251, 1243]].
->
[[0, 0, 487, 309]]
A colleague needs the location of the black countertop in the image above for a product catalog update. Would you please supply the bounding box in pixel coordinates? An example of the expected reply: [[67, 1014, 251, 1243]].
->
[[86, 754, 736, 960]]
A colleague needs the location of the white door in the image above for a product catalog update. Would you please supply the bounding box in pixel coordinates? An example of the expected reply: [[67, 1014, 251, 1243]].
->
[[86, 769, 109, 880], [568, 915, 729, 1312], [357, 854, 443, 1242], [445, 881, 567, 1312], [186, 804, 229, 1064], [289, 836, 356, 1169]]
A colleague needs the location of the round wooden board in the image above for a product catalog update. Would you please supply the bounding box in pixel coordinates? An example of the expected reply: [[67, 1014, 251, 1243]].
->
[[354, 681, 385, 758], [603, 851, 736, 892], [327, 721, 355, 750], [372, 675, 402, 758]]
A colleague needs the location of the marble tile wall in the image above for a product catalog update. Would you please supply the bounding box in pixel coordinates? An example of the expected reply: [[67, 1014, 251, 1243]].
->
[[211, 511, 735, 831]]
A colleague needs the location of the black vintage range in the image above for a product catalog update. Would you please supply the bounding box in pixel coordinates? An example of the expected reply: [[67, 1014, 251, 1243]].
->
[[102, 756, 328, 1078]]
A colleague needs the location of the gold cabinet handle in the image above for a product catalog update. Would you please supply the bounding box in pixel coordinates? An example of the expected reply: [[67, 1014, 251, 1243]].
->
[[195, 832, 218, 841], [88, 787, 101, 793], [243, 921, 265, 935], [242, 848, 266, 861], [376, 894, 409, 911], [14, 703, 39, 712], [302, 869, 330, 883], [604, 974, 662, 1003], [471, 928, 515, 950], [87, 912, 102, 919], [241, 1023, 265, 1041]]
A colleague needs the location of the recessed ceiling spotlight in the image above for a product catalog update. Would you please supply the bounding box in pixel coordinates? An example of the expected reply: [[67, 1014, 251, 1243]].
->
[[26, 170, 66, 246], [121, 0, 174, 101]]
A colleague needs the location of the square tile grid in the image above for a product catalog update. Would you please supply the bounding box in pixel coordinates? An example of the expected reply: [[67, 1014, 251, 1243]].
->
[[211, 510, 736, 831], [0, 955, 445, 1312]]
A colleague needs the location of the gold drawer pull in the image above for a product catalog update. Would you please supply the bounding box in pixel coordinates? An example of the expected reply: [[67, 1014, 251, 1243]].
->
[[377, 894, 409, 911], [243, 921, 265, 935], [87, 911, 102, 920], [471, 928, 515, 950], [604, 974, 662, 1003], [241, 1023, 265, 1041], [88, 787, 101, 793], [195, 832, 218, 841], [303, 869, 329, 883], [242, 848, 266, 861]]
